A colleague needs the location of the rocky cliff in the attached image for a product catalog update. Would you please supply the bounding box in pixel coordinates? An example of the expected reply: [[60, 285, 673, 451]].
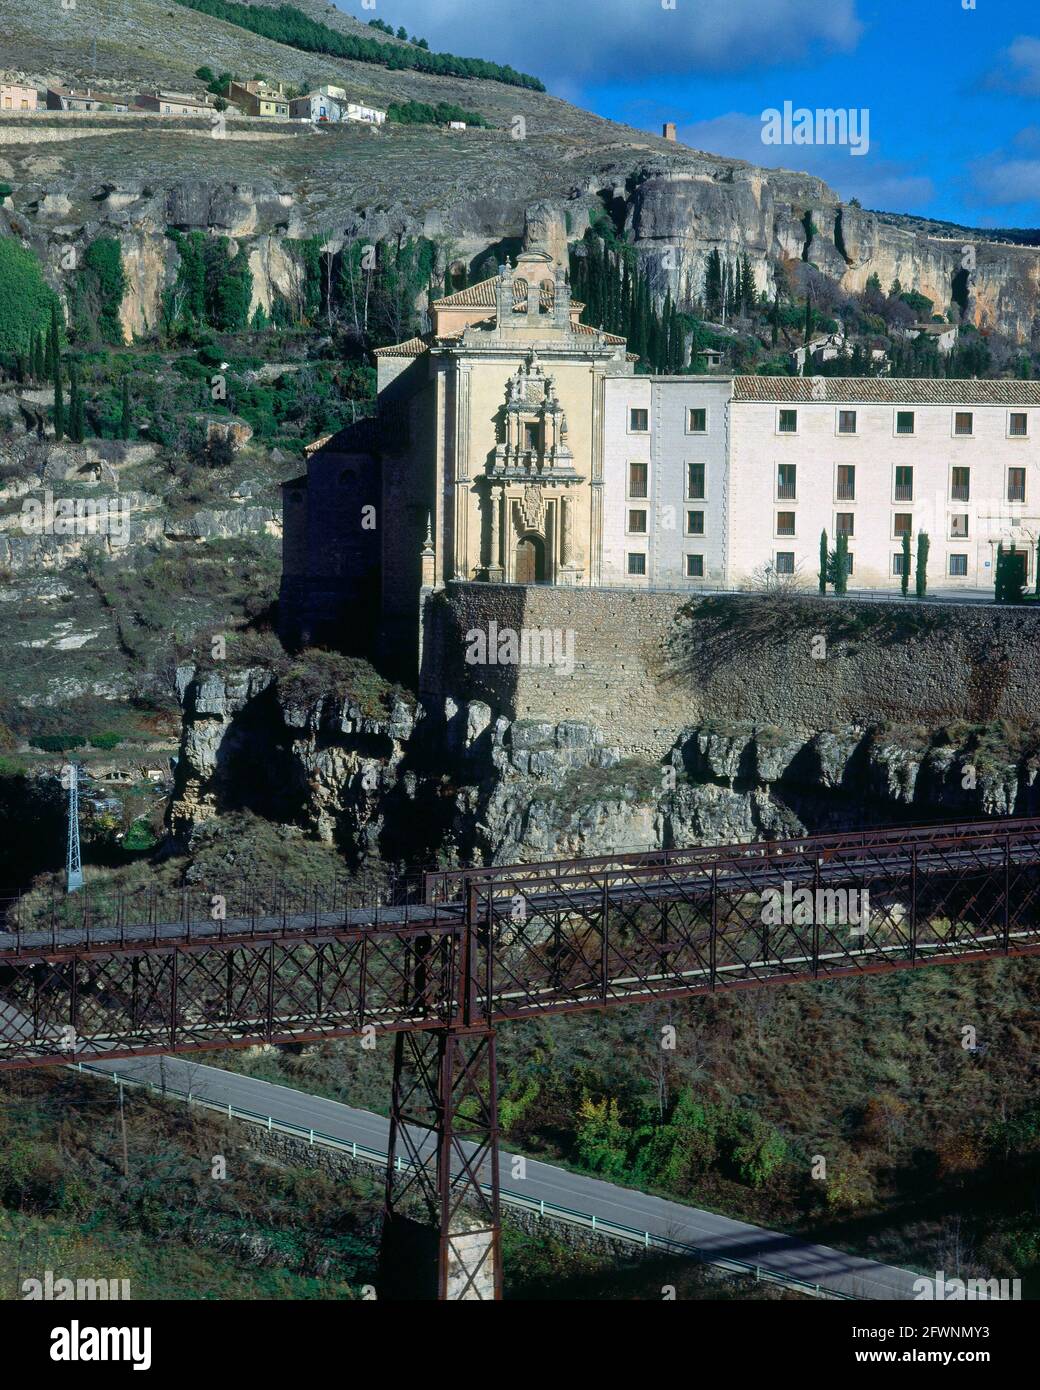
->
[[5, 141, 1039, 345], [170, 654, 1040, 868], [2, 0, 1039, 341]]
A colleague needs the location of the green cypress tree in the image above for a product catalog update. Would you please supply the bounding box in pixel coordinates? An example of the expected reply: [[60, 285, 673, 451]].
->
[[900, 531, 911, 597], [770, 294, 781, 348], [647, 306, 662, 373], [915, 531, 930, 598], [53, 358, 64, 441], [47, 301, 60, 379], [120, 377, 132, 441], [819, 529, 828, 594], [68, 359, 82, 444], [704, 250, 723, 319], [834, 532, 848, 595], [670, 303, 684, 371], [739, 253, 755, 315]]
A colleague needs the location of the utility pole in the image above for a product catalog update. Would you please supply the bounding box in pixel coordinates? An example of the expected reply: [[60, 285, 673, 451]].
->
[[118, 1084, 129, 1179], [66, 761, 84, 893]]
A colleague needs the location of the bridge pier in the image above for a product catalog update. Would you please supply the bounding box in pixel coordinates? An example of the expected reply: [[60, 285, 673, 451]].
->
[[379, 1025, 502, 1300]]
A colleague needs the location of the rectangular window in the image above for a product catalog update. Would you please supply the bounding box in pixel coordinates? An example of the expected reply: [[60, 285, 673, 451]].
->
[[951, 466, 970, 502], [836, 512, 854, 536], [836, 465, 856, 501], [775, 551, 795, 575], [896, 411, 915, 435], [687, 462, 706, 499], [838, 410, 857, 435], [955, 411, 973, 437], [893, 553, 907, 576], [629, 408, 649, 432], [524, 422, 539, 451], [949, 554, 968, 577], [950, 514, 969, 539], [627, 509, 648, 534], [894, 465, 914, 502], [775, 511, 796, 536], [1010, 412, 1028, 438], [776, 463, 797, 501], [778, 409, 798, 434], [893, 513, 913, 538], [686, 554, 704, 578], [688, 407, 707, 433], [627, 552, 646, 576], [1008, 467, 1026, 503], [846, 553, 854, 575], [628, 461, 648, 498], [686, 510, 705, 536]]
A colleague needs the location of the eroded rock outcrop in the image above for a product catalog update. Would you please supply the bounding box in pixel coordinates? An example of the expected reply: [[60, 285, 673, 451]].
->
[[170, 663, 1040, 867]]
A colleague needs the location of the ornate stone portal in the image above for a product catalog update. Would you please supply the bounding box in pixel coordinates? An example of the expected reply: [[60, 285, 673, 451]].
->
[[484, 351, 585, 584]]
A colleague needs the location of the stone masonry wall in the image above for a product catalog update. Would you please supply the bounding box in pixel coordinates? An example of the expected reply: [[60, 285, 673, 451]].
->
[[421, 583, 1040, 760]]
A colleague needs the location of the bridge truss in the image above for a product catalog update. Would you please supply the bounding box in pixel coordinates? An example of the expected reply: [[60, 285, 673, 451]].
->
[[2, 817, 1040, 1297]]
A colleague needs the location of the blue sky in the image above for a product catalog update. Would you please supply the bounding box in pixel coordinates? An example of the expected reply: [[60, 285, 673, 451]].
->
[[340, 0, 1039, 227]]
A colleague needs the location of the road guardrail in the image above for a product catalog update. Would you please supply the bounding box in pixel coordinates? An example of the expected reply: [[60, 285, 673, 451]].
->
[[72, 1061, 856, 1300]]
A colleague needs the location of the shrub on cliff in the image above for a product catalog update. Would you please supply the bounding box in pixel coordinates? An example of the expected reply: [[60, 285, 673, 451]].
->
[[0, 237, 61, 360], [71, 238, 127, 346]]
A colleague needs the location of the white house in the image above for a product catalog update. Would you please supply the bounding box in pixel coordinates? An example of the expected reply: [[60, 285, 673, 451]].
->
[[345, 101, 386, 125]]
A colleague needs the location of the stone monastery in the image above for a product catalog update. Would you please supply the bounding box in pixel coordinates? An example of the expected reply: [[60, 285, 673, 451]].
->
[[280, 247, 1040, 673]]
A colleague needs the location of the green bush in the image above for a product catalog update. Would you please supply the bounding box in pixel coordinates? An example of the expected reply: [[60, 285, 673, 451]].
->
[[123, 819, 158, 851], [386, 100, 489, 128], [0, 237, 61, 358], [28, 734, 86, 753], [89, 731, 123, 750]]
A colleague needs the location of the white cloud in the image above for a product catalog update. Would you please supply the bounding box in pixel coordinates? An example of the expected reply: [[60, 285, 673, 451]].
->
[[677, 111, 935, 213], [985, 35, 1040, 96], [339, 0, 863, 82], [969, 157, 1040, 208]]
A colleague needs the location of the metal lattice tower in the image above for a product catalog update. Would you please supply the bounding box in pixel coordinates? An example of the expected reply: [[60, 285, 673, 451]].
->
[[65, 762, 83, 894]]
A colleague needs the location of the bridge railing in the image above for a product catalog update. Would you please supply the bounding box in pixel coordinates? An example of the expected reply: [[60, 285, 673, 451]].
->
[[72, 1061, 857, 1301], [0, 865, 433, 955], [424, 816, 1040, 902]]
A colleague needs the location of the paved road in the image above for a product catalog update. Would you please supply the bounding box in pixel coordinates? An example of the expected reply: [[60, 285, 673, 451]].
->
[[80, 1050, 922, 1300]]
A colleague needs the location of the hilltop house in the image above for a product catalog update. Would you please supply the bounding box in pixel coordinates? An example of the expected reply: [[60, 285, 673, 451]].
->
[[0, 84, 38, 111], [222, 81, 289, 119], [46, 86, 129, 113], [133, 90, 214, 116], [289, 88, 348, 122]]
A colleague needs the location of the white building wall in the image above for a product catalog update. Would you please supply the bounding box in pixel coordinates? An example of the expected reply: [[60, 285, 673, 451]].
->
[[726, 400, 1040, 590], [602, 377, 732, 586]]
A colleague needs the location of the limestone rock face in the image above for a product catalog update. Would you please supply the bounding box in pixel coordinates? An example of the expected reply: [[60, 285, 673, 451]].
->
[[170, 662, 1040, 867]]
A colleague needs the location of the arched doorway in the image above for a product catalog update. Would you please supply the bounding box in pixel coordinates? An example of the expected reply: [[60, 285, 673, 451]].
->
[[514, 533, 546, 584]]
